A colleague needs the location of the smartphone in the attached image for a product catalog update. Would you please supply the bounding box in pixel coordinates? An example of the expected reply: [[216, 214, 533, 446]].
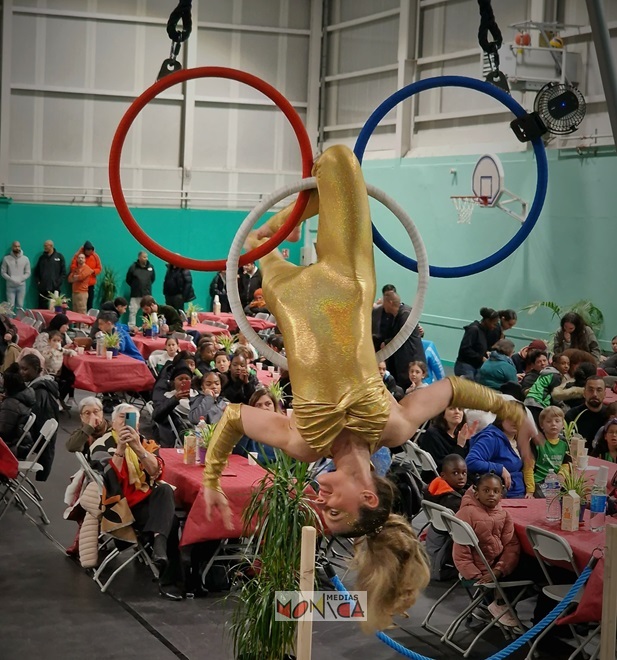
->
[[179, 380, 191, 395], [125, 411, 137, 429]]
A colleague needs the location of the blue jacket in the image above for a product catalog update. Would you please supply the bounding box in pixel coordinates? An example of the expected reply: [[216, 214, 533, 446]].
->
[[422, 339, 446, 384], [115, 323, 145, 362], [477, 351, 518, 390], [466, 424, 525, 498]]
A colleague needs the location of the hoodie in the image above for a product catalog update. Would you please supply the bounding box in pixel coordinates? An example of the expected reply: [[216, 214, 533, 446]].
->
[[525, 366, 562, 408], [1, 250, 31, 287], [456, 321, 490, 369], [452, 487, 520, 580], [0, 388, 36, 448], [70, 246, 102, 287], [477, 351, 518, 391], [126, 259, 156, 298], [466, 424, 525, 498], [425, 476, 465, 513], [28, 375, 60, 481]]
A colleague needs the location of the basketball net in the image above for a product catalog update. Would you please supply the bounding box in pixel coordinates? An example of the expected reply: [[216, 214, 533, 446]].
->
[[450, 195, 488, 224]]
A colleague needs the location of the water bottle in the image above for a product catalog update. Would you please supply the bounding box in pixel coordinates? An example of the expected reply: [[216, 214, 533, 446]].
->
[[151, 312, 159, 339], [590, 465, 608, 532], [213, 295, 221, 315], [159, 315, 166, 337], [95, 331, 105, 357], [543, 469, 561, 521], [195, 416, 207, 465]]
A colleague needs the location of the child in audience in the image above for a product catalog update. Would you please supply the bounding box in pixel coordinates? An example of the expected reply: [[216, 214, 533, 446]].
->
[[453, 473, 521, 629], [591, 418, 617, 462], [222, 353, 259, 404], [233, 331, 259, 361], [524, 353, 570, 423], [378, 361, 404, 401], [406, 360, 428, 394], [189, 371, 228, 425], [42, 330, 65, 376], [523, 406, 570, 498], [151, 337, 180, 373], [214, 351, 230, 375], [195, 340, 217, 375], [424, 454, 468, 580]]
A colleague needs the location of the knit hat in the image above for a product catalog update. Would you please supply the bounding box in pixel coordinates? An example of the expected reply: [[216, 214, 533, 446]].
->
[[528, 339, 547, 351], [171, 361, 192, 380], [83, 241, 94, 251]]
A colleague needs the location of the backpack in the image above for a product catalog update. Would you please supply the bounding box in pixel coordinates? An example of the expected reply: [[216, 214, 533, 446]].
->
[[386, 459, 424, 521]]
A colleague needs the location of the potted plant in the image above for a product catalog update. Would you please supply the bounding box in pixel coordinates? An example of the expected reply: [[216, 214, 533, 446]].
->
[[141, 315, 153, 337], [186, 302, 202, 327], [99, 266, 118, 305], [268, 381, 285, 409], [44, 290, 70, 313], [218, 333, 238, 354], [103, 331, 120, 357], [230, 451, 321, 660], [197, 422, 217, 465], [521, 299, 605, 341]]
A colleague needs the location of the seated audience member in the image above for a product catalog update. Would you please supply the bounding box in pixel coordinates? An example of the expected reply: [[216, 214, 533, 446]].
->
[[454, 307, 499, 380], [222, 353, 258, 404], [235, 388, 280, 464], [18, 353, 59, 481], [466, 411, 527, 499], [68, 253, 94, 314], [189, 371, 228, 425], [591, 417, 617, 462], [233, 344, 256, 367], [232, 331, 259, 361], [378, 361, 404, 402], [65, 396, 109, 456], [424, 454, 468, 580], [213, 351, 230, 375], [563, 348, 598, 375], [97, 311, 145, 362], [553, 312, 601, 361], [601, 335, 617, 376], [150, 337, 180, 374], [421, 339, 446, 384], [520, 350, 549, 395], [477, 339, 518, 391], [418, 407, 477, 478], [140, 295, 187, 335], [195, 340, 217, 375], [523, 406, 570, 498], [90, 297, 129, 338], [89, 403, 183, 600], [278, 368, 293, 410], [1, 314, 20, 373], [405, 360, 428, 394], [243, 288, 271, 317], [524, 352, 571, 422], [259, 334, 285, 368], [152, 350, 197, 402], [486, 309, 518, 348], [552, 361, 596, 410], [453, 473, 522, 629], [152, 361, 198, 448], [511, 339, 547, 374], [565, 376, 607, 450], [0, 365, 35, 457]]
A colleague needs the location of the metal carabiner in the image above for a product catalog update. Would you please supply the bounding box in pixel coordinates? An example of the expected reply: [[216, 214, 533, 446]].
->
[[157, 40, 183, 81]]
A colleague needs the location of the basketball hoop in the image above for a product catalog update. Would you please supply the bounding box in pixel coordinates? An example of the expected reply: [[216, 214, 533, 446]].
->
[[450, 195, 489, 224]]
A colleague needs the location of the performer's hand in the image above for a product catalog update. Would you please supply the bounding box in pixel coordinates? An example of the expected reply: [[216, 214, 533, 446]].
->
[[204, 488, 233, 529]]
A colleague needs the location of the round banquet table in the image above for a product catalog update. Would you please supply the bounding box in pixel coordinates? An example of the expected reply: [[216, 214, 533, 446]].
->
[[64, 352, 154, 393], [132, 335, 194, 360], [13, 319, 38, 348], [34, 309, 96, 326], [197, 312, 276, 333]]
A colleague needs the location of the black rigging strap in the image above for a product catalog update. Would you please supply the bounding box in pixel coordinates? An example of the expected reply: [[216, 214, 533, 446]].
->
[[477, 0, 509, 93]]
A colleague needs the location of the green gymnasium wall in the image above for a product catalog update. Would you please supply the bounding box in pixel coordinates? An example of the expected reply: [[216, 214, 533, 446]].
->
[[1, 147, 615, 363], [0, 203, 299, 314]]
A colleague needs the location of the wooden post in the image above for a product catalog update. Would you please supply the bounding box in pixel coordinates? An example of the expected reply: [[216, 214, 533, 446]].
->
[[600, 522, 617, 660], [296, 525, 316, 660]]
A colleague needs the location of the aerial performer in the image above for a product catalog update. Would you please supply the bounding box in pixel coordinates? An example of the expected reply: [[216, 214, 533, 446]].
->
[[202, 144, 528, 631]]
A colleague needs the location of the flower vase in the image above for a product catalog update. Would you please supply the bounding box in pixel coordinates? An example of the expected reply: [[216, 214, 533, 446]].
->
[[197, 446, 207, 465], [54, 305, 63, 313], [110, 347, 119, 357]]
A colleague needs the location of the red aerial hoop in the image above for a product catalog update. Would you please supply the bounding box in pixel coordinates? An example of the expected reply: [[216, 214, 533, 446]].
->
[[109, 67, 314, 271]]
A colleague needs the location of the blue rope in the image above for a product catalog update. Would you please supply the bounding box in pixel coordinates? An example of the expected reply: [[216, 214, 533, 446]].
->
[[331, 563, 594, 660]]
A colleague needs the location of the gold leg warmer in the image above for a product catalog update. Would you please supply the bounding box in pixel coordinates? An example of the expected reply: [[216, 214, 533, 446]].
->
[[447, 376, 526, 428], [203, 403, 245, 492]]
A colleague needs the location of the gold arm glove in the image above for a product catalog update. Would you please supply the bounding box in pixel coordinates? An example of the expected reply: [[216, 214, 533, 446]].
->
[[203, 404, 244, 492], [447, 376, 526, 428]]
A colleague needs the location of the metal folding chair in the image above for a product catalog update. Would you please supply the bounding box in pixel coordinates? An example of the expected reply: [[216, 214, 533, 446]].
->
[[0, 418, 58, 525], [87, 308, 99, 317], [254, 312, 269, 320], [171, 332, 189, 341], [405, 439, 439, 480], [439, 511, 535, 657], [15, 307, 26, 320], [33, 311, 45, 325], [524, 526, 601, 660], [208, 321, 229, 329], [21, 316, 36, 327], [13, 412, 36, 454], [177, 309, 188, 323]]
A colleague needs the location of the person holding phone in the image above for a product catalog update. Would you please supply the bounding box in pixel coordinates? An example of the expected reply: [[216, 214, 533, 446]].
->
[[89, 403, 183, 600], [151, 361, 198, 447]]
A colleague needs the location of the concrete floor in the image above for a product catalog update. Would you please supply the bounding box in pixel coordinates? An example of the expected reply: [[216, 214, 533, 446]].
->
[[0, 393, 582, 660]]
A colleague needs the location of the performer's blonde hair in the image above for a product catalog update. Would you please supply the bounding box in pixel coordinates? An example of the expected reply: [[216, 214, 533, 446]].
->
[[338, 476, 430, 632]]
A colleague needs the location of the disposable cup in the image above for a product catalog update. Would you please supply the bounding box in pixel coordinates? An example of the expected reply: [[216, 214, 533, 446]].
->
[[106, 350, 113, 360]]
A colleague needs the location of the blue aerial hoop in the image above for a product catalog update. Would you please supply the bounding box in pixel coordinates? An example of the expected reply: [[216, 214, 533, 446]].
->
[[354, 75, 549, 278]]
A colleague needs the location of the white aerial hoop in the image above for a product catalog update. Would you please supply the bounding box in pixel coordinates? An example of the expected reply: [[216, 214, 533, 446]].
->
[[227, 177, 430, 370]]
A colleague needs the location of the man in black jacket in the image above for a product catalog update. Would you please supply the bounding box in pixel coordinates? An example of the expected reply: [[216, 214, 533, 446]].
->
[[126, 251, 155, 325], [372, 290, 425, 391], [238, 261, 262, 308], [163, 263, 195, 311], [33, 240, 66, 308]]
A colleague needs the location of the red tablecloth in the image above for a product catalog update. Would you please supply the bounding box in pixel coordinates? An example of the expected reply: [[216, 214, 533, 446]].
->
[[0, 438, 18, 479], [34, 309, 95, 326], [132, 335, 194, 360], [13, 319, 38, 348], [160, 449, 267, 546], [255, 368, 279, 386], [183, 322, 228, 336], [198, 312, 276, 333], [64, 352, 154, 393]]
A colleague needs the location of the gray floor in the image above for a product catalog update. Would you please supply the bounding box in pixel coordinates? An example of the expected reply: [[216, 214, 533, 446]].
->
[[0, 393, 580, 660]]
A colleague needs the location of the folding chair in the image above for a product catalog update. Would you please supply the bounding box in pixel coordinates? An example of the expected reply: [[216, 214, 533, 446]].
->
[[267, 314, 276, 325], [171, 332, 189, 341], [439, 511, 535, 657], [25, 309, 36, 319], [208, 321, 229, 329], [33, 311, 45, 325], [87, 308, 99, 318], [0, 418, 58, 525], [13, 412, 36, 454], [177, 309, 188, 323], [147, 350, 167, 377], [254, 312, 269, 320], [21, 317, 36, 327], [405, 441, 439, 480], [15, 307, 26, 320], [524, 526, 601, 660], [33, 320, 43, 332]]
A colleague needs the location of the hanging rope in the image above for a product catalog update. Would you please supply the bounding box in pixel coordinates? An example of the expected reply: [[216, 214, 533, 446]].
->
[[166, 0, 193, 43], [477, 0, 503, 66], [329, 558, 597, 660]]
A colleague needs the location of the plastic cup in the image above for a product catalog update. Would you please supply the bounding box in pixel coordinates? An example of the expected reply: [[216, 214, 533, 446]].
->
[[267, 366, 275, 374], [76, 346, 85, 355], [255, 362, 263, 371], [248, 452, 258, 466], [106, 350, 113, 360]]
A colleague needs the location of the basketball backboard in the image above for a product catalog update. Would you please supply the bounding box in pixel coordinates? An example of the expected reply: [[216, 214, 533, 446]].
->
[[472, 154, 504, 207]]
